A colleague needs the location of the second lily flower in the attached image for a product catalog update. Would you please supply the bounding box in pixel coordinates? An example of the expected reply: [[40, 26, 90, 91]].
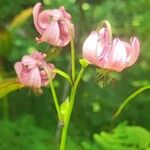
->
[[82, 25, 140, 72]]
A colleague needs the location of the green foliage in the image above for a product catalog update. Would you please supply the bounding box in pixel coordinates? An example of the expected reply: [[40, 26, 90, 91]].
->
[[0, 79, 23, 100], [82, 122, 150, 150], [0, 116, 53, 150]]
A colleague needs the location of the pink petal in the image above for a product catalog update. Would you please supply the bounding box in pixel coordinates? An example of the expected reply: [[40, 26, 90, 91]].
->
[[126, 37, 140, 67], [82, 31, 99, 65], [98, 27, 109, 44], [22, 55, 37, 69], [33, 3, 45, 34], [97, 27, 109, 58], [40, 63, 56, 86], [48, 9, 62, 20], [38, 10, 53, 29], [20, 66, 30, 84], [14, 62, 23, 79], [59, 6, 71, 19], [14, 63, 29, 85], [106, 38, 127, 72], [57, 20, 71, 47], [28, 67, 41, 88], [38, 21, 60, 46], [31, 51, 46, 61]]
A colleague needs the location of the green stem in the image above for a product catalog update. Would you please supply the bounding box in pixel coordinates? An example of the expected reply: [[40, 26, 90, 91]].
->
[[53, 68, 73, 85], [70, 28, 75, 82], [60, 66, 86, 150], [49, 80, 61, 121], [113, 85, 150, 118]]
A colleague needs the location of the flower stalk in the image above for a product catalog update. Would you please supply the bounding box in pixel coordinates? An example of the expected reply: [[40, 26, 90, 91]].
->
[[60, 66, 87, 150], [49, 80, 62, 121]]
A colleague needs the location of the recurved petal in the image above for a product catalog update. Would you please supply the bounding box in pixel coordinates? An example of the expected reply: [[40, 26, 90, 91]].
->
[[14, 62, 29, 85], [57, 20, 71, 47], [59, 6, 71, 19], [98, 27, 109, 43], [31, 51, 46, 61], [22, 55, 37, 69], [39, 21, 60, 46], [38, 10, 52, 29], [96, 28, 109, 58], [33, 2, 45, 34], [28, 67, 41, 88], [106, 38, 127, 72], [14, 62, 23, 79], [126, 37, 140, 67], [82, 31, 99, 65]]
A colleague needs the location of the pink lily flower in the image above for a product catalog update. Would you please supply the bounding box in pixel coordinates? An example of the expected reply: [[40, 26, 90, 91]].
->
[[82, 27, 109, 66], [33, 3, 74, 47], [82, 28, 140, 72], [14, 51, 56, 88]]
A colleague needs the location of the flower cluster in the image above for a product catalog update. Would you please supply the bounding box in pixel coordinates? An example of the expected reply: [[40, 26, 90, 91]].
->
[[14, 2, 140, 89], [82, 27, 140, 72], [14, 3, 74, 89], [13, 3, 141, 150]]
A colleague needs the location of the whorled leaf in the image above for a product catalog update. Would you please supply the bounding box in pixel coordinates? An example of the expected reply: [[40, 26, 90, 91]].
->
[[60, 97, 70, 124]]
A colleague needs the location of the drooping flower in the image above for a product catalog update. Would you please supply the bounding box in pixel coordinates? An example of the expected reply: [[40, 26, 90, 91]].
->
[[82, 27, 109, 66], [33, 3, 74, 47], [82, 27, 140, 72], [14, 51, 56, 88]]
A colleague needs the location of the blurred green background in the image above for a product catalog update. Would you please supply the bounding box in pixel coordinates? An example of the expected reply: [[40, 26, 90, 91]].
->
[[0, 0, 150, 149]]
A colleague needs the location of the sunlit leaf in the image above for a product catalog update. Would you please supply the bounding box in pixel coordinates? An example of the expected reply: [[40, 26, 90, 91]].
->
[[60, 97, 70, 123], [0, 78, 24, 99], [8, 8, 32, 30]]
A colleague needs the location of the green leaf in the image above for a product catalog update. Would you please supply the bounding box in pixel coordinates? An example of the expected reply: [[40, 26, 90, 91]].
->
[[60, 97, 70, 123], [93, 122, 150, 150], [0, 78, 23, 99], [113, 85, 150, 118], [54, 69, 73, 85], [79, 59, 89, 68]]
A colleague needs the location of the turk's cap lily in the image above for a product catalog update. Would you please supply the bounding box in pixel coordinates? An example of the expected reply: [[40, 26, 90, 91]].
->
[[14, 51, 56, 88], [33, 3, 74, 47], [82, 25, 140, 72]]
